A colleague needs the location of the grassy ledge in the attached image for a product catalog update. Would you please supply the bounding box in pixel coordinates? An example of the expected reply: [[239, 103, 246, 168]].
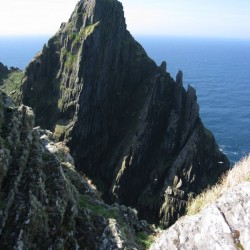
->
[[187, 154, 250, 215], [0, 71, 24, 102], [136, 231, 155, 249]]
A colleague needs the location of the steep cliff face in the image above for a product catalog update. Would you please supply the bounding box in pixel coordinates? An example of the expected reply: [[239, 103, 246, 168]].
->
[[0, 90, 156, 249], [20, 0, 229, 227]]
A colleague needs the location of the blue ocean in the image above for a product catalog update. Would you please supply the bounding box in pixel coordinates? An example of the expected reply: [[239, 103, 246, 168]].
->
[[1, 35, 250, 165], [0, 36, 50, 70]]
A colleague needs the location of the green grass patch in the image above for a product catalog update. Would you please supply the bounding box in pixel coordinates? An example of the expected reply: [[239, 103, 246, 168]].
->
[[61, 48, 77, 70], [79, 22, 99, 38], [79, 194, 118, 219], [136, 232, 154, 249], [61, 22, 100, 70], [79, 194, 132, 241], [69, 32, 78, 40], [78, 194, 154, 248], [61, 48, 68, 58], [71, 22, 100, 48], [187, 154, 250, 215], [58, 83, 72, 110], [65, 52, 77, 70], [0, 71, 24, 102]]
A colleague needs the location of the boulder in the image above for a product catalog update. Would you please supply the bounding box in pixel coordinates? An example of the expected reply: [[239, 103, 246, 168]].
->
[[150, 182, 250, 250]]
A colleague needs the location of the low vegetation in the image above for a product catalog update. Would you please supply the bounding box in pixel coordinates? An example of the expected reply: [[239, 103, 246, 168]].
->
[[54, 124, 66, 139], [187, 154, 250, 215], [71, 21, 100, 47], [136, 231, 155, 249], [0, 70, 23, 102], [79, 194, 118, 219], [78, 193, 158, 249], [65, 52, 77, 70], [61, 22, 100, 71]]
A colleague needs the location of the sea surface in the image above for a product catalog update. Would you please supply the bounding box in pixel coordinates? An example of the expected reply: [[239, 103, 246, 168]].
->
[[0, 36, 50, 70], [1, 35, 250, 165]]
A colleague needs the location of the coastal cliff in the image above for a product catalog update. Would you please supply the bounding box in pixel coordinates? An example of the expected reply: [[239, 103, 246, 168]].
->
[[20, 0, 229, 227], [0, 90, 156, 249]]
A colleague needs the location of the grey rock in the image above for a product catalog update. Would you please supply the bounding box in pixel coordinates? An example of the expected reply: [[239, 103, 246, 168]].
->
[[150, 182, 250, 250], [176, 70, 183, 86], [101, 219, 124, 250], [160, 61, 167, 73]]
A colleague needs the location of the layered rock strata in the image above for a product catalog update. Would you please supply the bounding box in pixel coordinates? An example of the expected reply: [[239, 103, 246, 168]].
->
[[0, 91, 155, 249], [20, 0, 229, 227]]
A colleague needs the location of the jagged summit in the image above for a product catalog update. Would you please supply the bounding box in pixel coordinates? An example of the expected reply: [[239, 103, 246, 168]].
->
[[20, 0, 229, 227]]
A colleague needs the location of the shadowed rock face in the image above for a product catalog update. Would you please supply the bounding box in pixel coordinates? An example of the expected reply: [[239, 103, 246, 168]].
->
[[0, 90, 155, 249], [20, 0, 229, 227]]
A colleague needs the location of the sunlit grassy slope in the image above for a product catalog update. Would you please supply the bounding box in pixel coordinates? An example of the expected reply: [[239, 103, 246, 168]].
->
[[187, 154, 250, 215]]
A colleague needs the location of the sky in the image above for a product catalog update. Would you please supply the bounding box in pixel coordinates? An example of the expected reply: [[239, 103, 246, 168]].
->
[[0, 0, 250, 39]]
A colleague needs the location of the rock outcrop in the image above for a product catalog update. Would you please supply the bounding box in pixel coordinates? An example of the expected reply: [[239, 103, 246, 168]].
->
[[0, 63, 9, 77], [20, 0, 229, 227], [0, 90, 156, 249], [150, 181, 250, 250]]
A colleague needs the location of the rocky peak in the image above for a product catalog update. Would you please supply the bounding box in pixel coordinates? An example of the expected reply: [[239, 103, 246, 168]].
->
[[0, 63, 8, 76], [20, 0, 229, 227], [176, 70, 183, 85]]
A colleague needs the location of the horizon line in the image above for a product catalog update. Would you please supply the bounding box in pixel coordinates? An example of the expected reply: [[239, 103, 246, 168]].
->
[[0, 33, 250, 41]]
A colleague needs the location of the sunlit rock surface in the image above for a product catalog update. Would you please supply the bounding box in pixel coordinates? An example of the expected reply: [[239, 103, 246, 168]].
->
[[150, 182, 250, 250]]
